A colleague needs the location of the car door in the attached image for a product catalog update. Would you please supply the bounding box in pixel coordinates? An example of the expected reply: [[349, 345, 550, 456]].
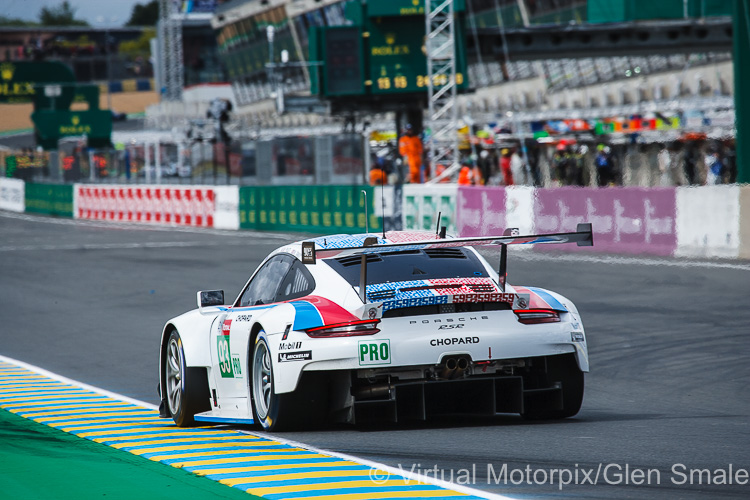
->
[[211, 254, 293, 403]]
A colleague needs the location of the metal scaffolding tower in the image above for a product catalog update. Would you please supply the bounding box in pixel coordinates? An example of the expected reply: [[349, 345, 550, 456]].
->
[[425, 0, 460, 182], [158, 0, 184, 101]]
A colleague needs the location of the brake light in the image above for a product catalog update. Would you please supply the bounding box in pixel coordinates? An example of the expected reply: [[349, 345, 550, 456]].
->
[[514, 309, 561, 325], [305, 319, 381, 338]]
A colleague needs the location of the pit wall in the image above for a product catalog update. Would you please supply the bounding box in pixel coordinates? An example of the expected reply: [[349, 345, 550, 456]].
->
[[5, 181, 750, 259]]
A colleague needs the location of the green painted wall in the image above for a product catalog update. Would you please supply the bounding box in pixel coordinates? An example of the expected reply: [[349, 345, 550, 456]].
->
[[239, 185, 381, 233], [24, 183, 73, 217], [734, 1, 750, 184]]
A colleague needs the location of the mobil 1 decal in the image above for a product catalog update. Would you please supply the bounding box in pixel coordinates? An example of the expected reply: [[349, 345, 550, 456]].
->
[[359, 339, 391, 366], [217, 319, 242, 378]]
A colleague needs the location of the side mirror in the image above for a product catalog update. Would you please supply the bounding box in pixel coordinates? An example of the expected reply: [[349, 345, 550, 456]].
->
[[197, 290, 224, 309]]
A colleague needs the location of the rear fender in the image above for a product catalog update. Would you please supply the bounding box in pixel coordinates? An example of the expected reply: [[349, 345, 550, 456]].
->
[[536, 288, 589, 372]]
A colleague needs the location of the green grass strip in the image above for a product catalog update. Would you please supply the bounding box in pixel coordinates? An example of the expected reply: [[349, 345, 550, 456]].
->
[[0, 408, 262, 500]]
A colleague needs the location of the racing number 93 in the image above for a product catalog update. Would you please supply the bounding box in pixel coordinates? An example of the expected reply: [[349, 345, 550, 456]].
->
[[359, 340, 391, 366], [217, 336, 234, 378]]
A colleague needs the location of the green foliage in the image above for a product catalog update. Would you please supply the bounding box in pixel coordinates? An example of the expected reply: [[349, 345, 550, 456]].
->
[[39, 1, 89, 27], [126, 1, 159, 27], [0, 15, 39, 27], [118, 28, 156, 58]]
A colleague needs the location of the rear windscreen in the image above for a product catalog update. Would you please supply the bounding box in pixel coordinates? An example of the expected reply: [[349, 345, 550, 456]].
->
[[324, 248, 489, 287]]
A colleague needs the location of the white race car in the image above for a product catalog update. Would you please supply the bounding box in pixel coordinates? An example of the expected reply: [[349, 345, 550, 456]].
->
[[159, 224, 593, 430]]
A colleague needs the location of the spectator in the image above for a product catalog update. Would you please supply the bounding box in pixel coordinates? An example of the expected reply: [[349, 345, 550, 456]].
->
[[398, 124, 424, 184], [369, 158, 388, 185], [595, 144, 615, 187], [571, 145, 587, 186], [683, 143, 697, 185], [510, 148, 526, 185], [472, 160, 483, 185], [458, 162, 473, 185], [434, 163, 452, 183], [524, 139, 541, 186], [552, 144, 568, 185], [657, 143, 672, 186], [704, 147, 723, 185], [478, 149, 493, 185], [500, 148, 513, 185], [724, 139, 737, 183]]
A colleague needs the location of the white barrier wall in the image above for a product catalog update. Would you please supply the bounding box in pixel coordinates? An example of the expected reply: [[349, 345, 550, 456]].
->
[[213, 186, 240, 230], [741, 187, 750, 260], [505, 186, 536, 235], [0, 178, 25, 213], [675, 186, 741, 258]]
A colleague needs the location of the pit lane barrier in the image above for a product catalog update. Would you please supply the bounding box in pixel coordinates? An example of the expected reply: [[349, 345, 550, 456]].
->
[[3, 180, 750, 259]]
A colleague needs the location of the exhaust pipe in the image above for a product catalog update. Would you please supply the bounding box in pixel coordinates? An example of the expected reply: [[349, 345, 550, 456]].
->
[[440, 356, 471, 380], [352, 383, 392, 400]]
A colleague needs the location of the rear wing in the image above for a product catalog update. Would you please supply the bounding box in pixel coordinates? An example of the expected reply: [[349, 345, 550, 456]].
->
[[307, 223, 593, 259], [302, 223, 593, 301]]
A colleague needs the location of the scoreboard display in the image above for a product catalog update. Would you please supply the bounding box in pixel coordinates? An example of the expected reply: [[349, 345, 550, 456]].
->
[[368, 16, 467, 95], [311, 0, 468, 100]]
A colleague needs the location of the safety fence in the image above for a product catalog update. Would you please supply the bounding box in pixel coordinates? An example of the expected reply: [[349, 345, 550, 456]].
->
[[2, 179, 749, 259]]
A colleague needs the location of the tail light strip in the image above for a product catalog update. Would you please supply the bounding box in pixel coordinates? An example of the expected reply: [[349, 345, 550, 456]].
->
[[305, 319, 381, 338]]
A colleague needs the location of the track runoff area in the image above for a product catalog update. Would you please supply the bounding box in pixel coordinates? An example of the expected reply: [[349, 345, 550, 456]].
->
[[0, 355, 515, 500]]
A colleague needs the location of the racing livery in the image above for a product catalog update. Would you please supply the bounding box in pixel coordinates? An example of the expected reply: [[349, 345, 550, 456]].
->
[[159, 225, 593, 430]]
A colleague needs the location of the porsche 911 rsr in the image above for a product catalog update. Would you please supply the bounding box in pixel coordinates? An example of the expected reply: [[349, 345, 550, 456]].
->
[[158, 225, 593, 430]]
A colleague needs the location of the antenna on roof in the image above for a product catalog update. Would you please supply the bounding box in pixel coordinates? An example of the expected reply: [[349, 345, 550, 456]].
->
[[381, 185, 386, 240], [362, 190, 368, 234], [435, 211, 442, 237]]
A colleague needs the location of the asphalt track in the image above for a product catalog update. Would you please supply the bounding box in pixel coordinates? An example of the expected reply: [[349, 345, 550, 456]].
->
[[1, 211, 748, 499]]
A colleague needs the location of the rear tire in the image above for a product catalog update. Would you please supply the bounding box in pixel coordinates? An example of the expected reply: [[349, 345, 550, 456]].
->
[[250, 330, 327, 431], [522, 353, 584, 420], [164, 330, 210, 427]]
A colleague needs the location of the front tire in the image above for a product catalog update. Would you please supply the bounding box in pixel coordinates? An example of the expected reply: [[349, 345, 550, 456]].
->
[[164, 330, 210, 426]]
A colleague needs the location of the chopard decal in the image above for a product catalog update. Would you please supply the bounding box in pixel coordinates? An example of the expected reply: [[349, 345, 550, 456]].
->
[[430, 336, 480, 346]]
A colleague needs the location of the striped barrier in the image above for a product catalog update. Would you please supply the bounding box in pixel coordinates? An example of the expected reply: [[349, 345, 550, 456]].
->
[[0, 357, 492, 500]]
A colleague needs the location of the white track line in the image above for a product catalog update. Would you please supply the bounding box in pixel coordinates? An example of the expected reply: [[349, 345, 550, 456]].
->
[[246, 430, 518, 500], [0, 240, 249, 252], [482, 247, 750, 272], [0, 211, 300, 240], [0, 354, 518, 500], [0, 354, 158, 410]]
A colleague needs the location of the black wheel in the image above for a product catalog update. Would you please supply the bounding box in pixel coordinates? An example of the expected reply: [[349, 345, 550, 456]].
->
[[522, 353, 584, 420], [164, 330, 210, 427]]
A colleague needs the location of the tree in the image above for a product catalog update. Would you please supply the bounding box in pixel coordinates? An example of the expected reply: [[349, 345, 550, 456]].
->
[[126, 1, 159, 27], [119, 28, 156, 58], [0, 16, 39, 27], [39, 1, 89, 26]]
